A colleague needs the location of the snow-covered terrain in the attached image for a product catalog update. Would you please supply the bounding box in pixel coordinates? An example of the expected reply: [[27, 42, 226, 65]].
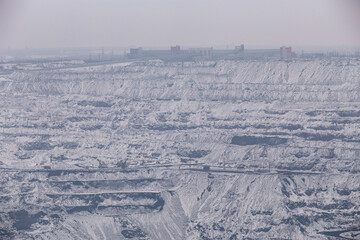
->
[[0, 58, 359, 239]]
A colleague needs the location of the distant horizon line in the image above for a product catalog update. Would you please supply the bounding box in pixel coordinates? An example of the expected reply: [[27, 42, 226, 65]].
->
[[1, 44, 360, 54]]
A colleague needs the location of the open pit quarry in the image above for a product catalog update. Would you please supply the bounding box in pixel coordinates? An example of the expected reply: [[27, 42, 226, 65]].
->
[[0, 58, 360, 239]]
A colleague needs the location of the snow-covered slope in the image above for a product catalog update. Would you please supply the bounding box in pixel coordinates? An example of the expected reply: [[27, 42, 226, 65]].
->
[[0, 58, 359, 239]]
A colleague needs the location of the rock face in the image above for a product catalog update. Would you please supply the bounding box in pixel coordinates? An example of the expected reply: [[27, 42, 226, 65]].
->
[[0, 58, 360, 239]]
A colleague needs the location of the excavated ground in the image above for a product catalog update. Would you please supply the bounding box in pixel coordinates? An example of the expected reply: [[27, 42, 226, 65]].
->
[[0, 58, 359, 239]]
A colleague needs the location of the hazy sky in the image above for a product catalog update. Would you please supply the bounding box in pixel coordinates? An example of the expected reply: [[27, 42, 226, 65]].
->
[[0, 0, 359, 50]]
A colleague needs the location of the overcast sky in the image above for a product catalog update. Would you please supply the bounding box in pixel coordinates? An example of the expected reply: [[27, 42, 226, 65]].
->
[[0, 0, 359, 50]]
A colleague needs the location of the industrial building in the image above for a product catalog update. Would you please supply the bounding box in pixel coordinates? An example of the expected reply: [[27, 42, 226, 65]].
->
[[126, 45, 293, 61], [170, 45, 181, 54], [235, 44, 245, 53], [189, 48, 213, 57], [280, 46, 292, 59], [130, 47, 142, 57]]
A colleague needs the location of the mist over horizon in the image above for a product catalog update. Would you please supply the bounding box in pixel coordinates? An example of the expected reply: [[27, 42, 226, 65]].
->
[[1, 0, 359, 52]]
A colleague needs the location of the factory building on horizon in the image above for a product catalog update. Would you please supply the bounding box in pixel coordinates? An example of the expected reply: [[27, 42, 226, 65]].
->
[[130, 47, 142, 57], [280, 46, 292, 59], [126, 44, 295, 60], [170, 45, 181, 54], [235, 44, 245, 53], [189, 47, 213, 57]]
